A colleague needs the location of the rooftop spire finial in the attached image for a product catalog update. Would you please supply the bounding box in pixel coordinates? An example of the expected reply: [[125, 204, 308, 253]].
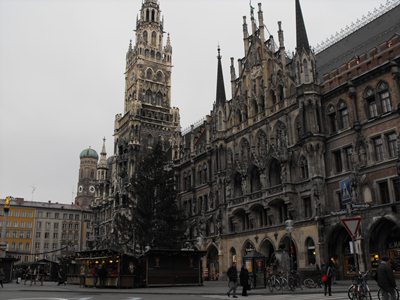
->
[[216, 46, 226, 106], [295, 0, 310, 52]]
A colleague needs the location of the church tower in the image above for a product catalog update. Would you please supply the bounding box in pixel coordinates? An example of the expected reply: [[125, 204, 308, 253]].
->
[[75, 147, 98, 208], [113, 0, 181, 201]]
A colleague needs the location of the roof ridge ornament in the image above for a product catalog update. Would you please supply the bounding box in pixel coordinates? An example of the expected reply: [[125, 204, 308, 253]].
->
[[315, 0, 400, 53]]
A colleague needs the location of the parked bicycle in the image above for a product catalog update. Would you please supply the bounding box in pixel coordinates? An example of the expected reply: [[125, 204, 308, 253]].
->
[[377, 287, 400, 300], [303, 277, 322, 288], [266, 273, 281, 292], [288, 271, 303, 291], [347, 270, 372, 300]]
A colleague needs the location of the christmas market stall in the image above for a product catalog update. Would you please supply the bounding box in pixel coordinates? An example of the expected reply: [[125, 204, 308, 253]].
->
[[139, 249, 205, 287], [73, 249, 139, 288]]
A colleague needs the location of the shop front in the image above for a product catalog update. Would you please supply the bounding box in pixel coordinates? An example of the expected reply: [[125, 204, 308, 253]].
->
[[73, 249, 139, 288]]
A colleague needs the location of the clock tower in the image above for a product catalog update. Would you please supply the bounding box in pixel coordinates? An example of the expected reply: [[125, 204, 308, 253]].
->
[[75, 147, 98, 209], [114, 0, 181, 188]]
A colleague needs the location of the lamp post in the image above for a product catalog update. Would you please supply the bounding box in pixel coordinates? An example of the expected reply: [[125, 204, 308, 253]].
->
[[285, 219, 294, 273]]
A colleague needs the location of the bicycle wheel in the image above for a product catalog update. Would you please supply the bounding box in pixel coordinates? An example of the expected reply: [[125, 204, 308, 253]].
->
[[348, 284, 356, 300], [303, 278, 315, 288], [274, 277, 283, 291], [378, 288, 400, 300]]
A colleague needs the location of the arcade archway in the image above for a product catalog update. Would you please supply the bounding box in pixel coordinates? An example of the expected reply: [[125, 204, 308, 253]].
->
[[206, 244, 219, 280], [327, 225, 353, 279], [259, 239, 275, 265], [279, 236, 298, 271], [369, 217, 400, 274]]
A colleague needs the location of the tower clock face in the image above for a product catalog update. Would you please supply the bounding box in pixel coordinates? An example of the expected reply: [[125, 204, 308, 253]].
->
[[78, 185, 83, 193], [89, 186, 95, 193]]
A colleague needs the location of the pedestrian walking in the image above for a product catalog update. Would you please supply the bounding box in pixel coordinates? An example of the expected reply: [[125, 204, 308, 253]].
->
[[0, 267, 5, 288], [24, 266, 31, 285], [226, 262, 238, 298], [38, 266, 45, 286], [16, 268, 22, 284], [57, 268, 66, 286], [322, 260, 334, 296], [91, 266, 98, 288], [30, 266, 37, 286], [239, 265, 249, 296], [79, 265, 86, 288], [377, 256, 397, 300]]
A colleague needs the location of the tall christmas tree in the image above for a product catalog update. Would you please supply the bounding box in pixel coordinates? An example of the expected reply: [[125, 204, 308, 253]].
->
[[132, 142, 185, 252]]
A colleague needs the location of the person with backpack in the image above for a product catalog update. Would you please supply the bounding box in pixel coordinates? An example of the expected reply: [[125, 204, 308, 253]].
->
[[377, 256, 397, 300]]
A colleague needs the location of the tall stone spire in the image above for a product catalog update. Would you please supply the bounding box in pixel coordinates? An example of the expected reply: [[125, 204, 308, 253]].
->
[[216, 46, 226, 106], [98, 137, 107, 170], [295, 0, 310, 52]]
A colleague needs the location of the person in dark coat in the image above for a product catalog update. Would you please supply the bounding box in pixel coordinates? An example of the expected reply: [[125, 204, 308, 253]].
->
[[57, 268, 66, 286], [377, 256, 397, 300], [0, 267, 5, 288], [226, 262, 238, 298], [323, 261, 334, 296], [239, 265, 249, 296]]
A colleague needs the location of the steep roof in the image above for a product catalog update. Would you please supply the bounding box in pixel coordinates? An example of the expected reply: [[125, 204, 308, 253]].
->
[[316, 3, 400, 78]]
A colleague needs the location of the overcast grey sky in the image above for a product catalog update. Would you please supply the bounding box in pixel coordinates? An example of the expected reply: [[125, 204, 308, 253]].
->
[[0, 0, 392, 203]]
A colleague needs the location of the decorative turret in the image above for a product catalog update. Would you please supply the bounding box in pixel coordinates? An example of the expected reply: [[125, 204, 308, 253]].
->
[[97, 137, 108, 175], [257, 3, 265, 42], [294, 0, 316, 85], [243, 16, 249, 56], [216, 46, 226, 107]]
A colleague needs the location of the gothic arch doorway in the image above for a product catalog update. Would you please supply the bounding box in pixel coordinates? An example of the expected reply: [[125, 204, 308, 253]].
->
[[206, 244, 219, 281], [327, 225, 352, 279], [279, 236, 298, 271], [259, 239, 275, 265], [369, 217, 400, 273]]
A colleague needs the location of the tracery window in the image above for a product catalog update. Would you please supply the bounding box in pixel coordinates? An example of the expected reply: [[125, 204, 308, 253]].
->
[[365, 88, 378, 119], [338, 101, 349, 129], [377, 82, 392, 113]]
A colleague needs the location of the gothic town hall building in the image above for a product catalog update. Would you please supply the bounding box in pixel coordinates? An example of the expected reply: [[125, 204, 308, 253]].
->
[[81, 0, 400, 280]]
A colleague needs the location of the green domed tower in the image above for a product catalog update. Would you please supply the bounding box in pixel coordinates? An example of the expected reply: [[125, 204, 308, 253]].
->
[[75, 146, 98, 208]]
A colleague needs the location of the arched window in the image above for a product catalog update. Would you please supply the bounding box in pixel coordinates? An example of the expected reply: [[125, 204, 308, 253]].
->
[[145, 9, 149, 21], [146, 68, 153, 80], [299, 156, 309, 179], [295, 115, 302, 141], [270, 90, 277, 105], [303, 59, 309, 82], [377, 81, 392, 113], [364, 87, 377, 119], [147, 134, 153, 148], [305, 237, 316, 265], [338, 100, 349, 129], [155, 92, 163, 106], [252, 99, 258, 116], [151, 10, 155, 22], [218, 111, 223, 130], [143, 31, 148, 43], [156, 71, 163, 82], [151, 31, 157, 46], [327, 105, 337, 134], [278, 84, 284, 101], [269, 159, 281, 186], [203, 164, 208, 183], [144, 90, 152, 103]]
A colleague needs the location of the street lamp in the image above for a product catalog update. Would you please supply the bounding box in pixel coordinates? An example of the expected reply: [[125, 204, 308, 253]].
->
[[285, 219, 294, 273]]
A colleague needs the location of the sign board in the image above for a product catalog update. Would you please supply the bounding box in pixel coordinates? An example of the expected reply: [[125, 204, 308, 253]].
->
[[341, 216, 361, 239], [340, 178, 352, 204]]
